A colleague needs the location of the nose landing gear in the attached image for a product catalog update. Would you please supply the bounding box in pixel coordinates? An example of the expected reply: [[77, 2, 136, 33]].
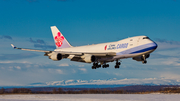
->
[[142, 55, 147, 64]]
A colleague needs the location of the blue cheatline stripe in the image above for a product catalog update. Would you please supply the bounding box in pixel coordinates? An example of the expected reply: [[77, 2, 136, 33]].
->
[[129, 46, 157, 54], [116, 42, 157, 55]]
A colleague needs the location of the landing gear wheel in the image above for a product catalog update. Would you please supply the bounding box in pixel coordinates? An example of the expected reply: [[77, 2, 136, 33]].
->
[[102, 65, 105, 68], [92, 66, 96, 69], [92, 62, 101, 69], [115, 65, 119, 69], [115, 60, 121, 69], [116, 62, 121, 65], [142, 55, 147, 64], [102, 64, 109, 68], [142, 60, 147, 64]]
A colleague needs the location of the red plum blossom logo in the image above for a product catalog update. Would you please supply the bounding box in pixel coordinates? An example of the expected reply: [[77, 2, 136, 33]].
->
[[55, 32, 64, 47], [105, 45, 107, 50]]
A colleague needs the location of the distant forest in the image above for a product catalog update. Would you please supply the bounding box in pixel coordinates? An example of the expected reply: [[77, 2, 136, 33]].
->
[[0, 85, 180, 94]]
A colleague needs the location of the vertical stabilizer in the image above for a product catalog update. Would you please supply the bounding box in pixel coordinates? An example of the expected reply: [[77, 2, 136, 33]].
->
[[51, 26, 72, 49]]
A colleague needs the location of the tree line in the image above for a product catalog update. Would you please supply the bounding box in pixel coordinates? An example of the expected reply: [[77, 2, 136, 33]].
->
[[0, 87, 125, 94], [1, 86, 180, 94]]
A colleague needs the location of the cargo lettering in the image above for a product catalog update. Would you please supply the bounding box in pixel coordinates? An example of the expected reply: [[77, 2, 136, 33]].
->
[[117, 43, 128, 49]]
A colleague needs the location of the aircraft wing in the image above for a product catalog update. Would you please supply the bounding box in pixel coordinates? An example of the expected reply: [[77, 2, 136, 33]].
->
[[11, 44, 116, 57], [11, 44, 52, 53], [82, 52, 116, 56], [57, 51, 116, 56]]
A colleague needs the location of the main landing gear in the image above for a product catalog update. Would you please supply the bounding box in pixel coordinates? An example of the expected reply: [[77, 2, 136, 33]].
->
[[102, 63, 109, 68], [92, 62, 101, 69], [92, 62, 109, 69], [92, 60, 121, 69], [115, 60, 121, 69]]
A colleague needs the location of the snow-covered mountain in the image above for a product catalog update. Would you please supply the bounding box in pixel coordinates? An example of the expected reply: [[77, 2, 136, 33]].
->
[[29, 78, 180, 87]]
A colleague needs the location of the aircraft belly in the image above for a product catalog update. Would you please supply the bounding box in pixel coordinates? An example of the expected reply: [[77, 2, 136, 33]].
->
[[114, 49, 156, 60]]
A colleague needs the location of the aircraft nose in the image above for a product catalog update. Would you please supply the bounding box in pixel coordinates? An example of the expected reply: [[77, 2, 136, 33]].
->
[[152, 41, 158, 49]]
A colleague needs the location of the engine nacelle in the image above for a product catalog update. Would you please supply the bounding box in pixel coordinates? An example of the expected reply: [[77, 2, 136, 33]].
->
[[81, 54, 96, 63], [132, 56, 143, 61], [132, 54, 150, 61], [49, 53, 62, 61]]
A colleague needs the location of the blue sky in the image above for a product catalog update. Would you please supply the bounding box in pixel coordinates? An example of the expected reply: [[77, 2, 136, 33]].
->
[[0, 0, 180, 86]]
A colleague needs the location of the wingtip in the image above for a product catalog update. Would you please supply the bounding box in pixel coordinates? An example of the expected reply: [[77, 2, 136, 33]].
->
[[11, 44, 16, 49]]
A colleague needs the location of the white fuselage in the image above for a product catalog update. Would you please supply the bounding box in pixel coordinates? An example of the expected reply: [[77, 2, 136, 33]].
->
[[54, 36, 157, 62]]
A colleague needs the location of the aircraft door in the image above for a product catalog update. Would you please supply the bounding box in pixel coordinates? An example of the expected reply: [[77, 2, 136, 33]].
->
[[137, 37, 141, 45]]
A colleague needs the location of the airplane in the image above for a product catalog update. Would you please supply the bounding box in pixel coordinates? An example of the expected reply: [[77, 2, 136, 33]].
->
[[11, 26, 158, 69]]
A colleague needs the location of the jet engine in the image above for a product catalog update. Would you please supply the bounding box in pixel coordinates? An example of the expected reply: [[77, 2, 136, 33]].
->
[[49, 53, 62, 61], [81, 54, 96, 63], [132, 54, 150, 61]]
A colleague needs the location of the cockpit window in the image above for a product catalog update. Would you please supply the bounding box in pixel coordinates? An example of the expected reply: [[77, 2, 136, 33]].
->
[[143, 37, 150, 39]]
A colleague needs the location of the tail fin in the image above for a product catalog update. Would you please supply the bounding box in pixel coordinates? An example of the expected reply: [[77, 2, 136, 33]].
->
[[51, 26, 72, 49]]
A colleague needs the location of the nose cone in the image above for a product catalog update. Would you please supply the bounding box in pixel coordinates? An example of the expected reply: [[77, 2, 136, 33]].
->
[[152, 41, 158, 50]]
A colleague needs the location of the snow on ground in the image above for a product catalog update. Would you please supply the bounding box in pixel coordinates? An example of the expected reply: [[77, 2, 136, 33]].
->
[[0, 94, 180, 101]]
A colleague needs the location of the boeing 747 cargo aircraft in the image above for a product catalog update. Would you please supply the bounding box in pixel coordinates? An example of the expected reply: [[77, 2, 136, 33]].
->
[[11, 26, 158, 69]]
